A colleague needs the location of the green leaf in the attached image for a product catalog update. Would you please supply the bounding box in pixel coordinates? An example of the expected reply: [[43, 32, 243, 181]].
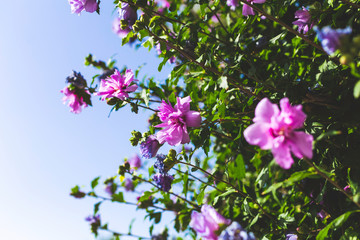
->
[[94, 201, 102, 214], [196, 189, 205, 205], [234, 154, 245, 180], [91, 176, 100, 189], [112, 192, 124, 202], [354, 80, 360, 99], [316, 211, 360, 240], [218, 76, 228, 89], [263, 169, 318, 194], [141, 89, 150, 106]]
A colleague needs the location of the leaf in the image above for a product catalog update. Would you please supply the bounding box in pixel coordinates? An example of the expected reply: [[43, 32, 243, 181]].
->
[[234, 154, 245, 180], [112, 192, 124, 202], [316, 211, 360, 240], [263, 169, 318, 194], [196, 189, 205, 205], [315, 130, 342, 143], [354, 80, 360, 99], [141, 89, 150, 106], [94, 201, 102, 214], [218, 76, 228, 89], [91, 176, 100, 189]]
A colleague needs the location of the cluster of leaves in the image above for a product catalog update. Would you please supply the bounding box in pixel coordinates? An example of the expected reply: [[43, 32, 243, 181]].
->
[[68, 0, 360, 239]]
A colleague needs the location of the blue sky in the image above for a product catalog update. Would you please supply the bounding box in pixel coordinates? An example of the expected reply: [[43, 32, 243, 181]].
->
[[0, 1, 173, 239]]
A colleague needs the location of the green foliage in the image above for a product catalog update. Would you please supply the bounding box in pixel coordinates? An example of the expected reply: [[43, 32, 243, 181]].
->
[[67, 0, 360, 239]]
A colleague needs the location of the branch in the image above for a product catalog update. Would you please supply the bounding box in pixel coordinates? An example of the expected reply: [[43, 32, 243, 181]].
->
[[237, 0, 325, 54], [303, 157, 360, 209], [177, 161, 275, 221]]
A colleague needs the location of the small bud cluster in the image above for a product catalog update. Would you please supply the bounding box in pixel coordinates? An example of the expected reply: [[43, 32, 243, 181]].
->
[[219, 222, 256, 240], [153, 154, 174, 192]]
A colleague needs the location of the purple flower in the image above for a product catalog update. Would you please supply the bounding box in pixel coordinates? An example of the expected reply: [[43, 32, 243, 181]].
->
[[124, 178, 134, 192], [226, 0, 239, 10], [156, 0, 170, 8], [140, 135, 161, 159], [153, 173, 174, 192], [293, 7, 314, 34], [242, 0, 266, 16], [344, 185, 351, 192], [96, 69, 138, 100], [104, 182, 117, 195], [314, 26, 352, 55], [85, 214, 101, 225], [68, 0, 98, 15], [61, 86, 89, 114], [66, 71, 87, 89], [119, 2, 137, 26], [219, 222, 256, 240], [154, 154, 166, 173], [128, 154, 141, 169], [286, 234, 298, 240], [244, 98, 313, 169], [155, 96, 201, 146], [112, 17, 131, 38], [190, 205, 231, 240]]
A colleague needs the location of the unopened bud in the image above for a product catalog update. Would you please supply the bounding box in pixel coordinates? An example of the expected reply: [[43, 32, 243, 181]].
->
[[340, 54, 353, 65]]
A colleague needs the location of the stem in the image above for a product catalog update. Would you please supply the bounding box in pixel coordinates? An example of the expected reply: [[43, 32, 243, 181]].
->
[[173, 168, 225, 193], [237, 0, 325, 54], [146, 28, 261, 100], [303, 158, 360, 209], [177, 161, 275, 221], [126, 170, 201, 210], [128, 97, 162, 103], [123, 99, 159, 112], [100, 227, 151, 239], [88, 194, 171, 212], [207, 6, 230, 36]]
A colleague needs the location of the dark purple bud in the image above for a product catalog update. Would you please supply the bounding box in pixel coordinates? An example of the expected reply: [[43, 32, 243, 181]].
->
[[119, 2, 137, 26], [140, 135, 161, 159], [153, 173, 174, 192], [66, 71, 87, 89], [124, 178, 135, 192]]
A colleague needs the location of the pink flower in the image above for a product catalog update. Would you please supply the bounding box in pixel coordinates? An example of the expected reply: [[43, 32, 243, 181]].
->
[[68, 0, 98, 15], [96, 69, 138, 100], [293, 7, 314, 34], [189, 205, 231, 240], [242, 0, 266, 16], [155, 96, 201, 146], [61, 86, 89, 114], [226, 0, 239, 10], [112, 17, 131, 38], [128, 154, 141, 169], [244, 98, 313, 169]]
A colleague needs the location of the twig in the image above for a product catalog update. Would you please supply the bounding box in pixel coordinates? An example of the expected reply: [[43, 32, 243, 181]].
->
[[237, 0, 325, 53], [303, 157, 360, 209], [173, 168, 225, 193], [177, 161, 275, 221]]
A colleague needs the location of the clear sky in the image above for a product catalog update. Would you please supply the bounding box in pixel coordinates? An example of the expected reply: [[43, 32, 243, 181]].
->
[[0, 1, 172, 239]]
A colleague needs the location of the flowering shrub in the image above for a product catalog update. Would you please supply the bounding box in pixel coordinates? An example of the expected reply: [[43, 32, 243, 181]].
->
[[65, 0, 360, 239]]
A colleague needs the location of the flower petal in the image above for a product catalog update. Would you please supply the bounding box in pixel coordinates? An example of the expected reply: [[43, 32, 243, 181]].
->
[[244, 122, 273, 149], [185, 111, 201, 127], [272, 136, 294, 169], [289, 131, 313, 159], [253, 98, 279, 123], [242, 4, 254, 16]]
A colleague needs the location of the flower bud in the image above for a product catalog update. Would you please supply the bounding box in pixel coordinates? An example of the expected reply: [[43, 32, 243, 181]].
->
[[340, 54, 353, 65]]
